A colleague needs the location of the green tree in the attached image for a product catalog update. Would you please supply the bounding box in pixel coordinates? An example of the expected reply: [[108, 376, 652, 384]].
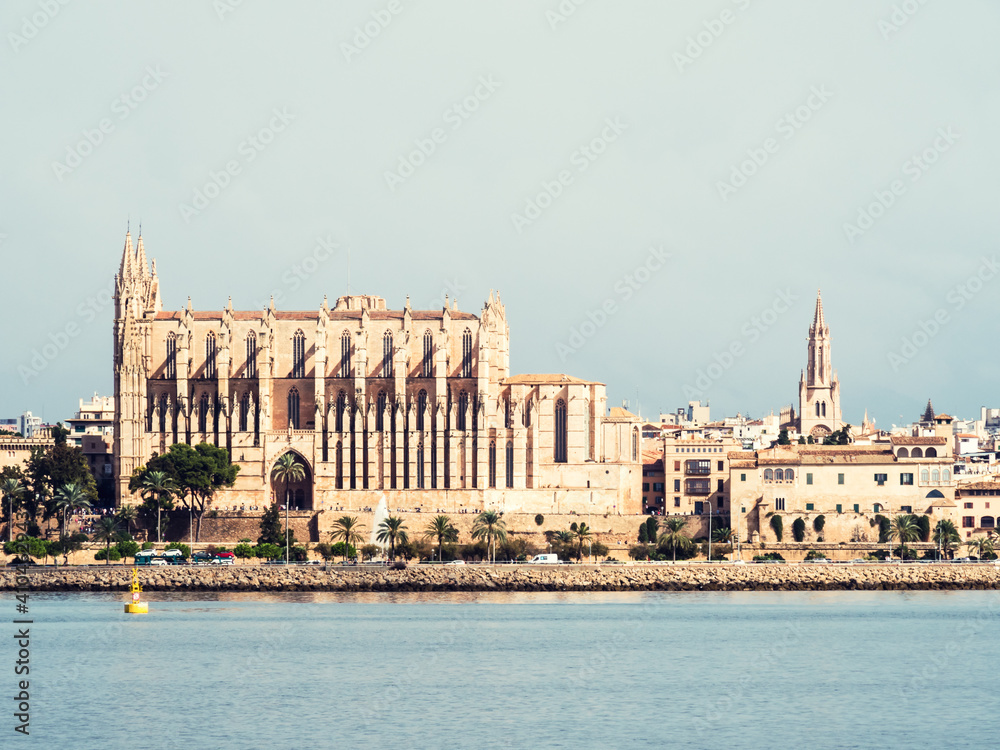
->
[[777, 429, 791, 445], [712, 527, 734, 544], [572, 522, 593, 562], [376, 516, 409, 559], [258, 502, 284, 546], [965, 536, 995, 560], [644, 517, 659, 546], [116, 539, 141, 562], [638, 522, 649, 544], [360, 544, 381, 562], [330, 515, 365, 561], [165, 542, 192, 557], [890, 514, 920, 557], [131, 469, 176, 543], [93, 517, 121, 566], [1, 475, 27, 542], [424, 515, 458, 562], [115, 504, 138, 538], [471, 510, 507, 563], [657, 516, 692, 562], [141, 443, 239, 542], [254, 543, 282, 560], [53, 481, 92, 541], [874, 515, 891, 543], [233, 543, 255, 560], [813, 515, 826, 534], [26, 440, 97, 533], [915, 514, 931, 543], [271, 453, 306, 560]]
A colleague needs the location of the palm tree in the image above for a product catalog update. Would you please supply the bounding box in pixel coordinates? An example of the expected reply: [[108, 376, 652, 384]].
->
[[965, 536, 995, 561], [657, 516, 691, 562], [1, 478, 26, 542], [933, 519, 961, 560], [115, 504, 138, 538], [572, 522, 593, 562], [424, 515, 458, 561], [53, 482, 92, 541], [141, 470, 175, 543], [376, 516, 408, 560], [330, 515, 365, 561], [471, 510, 507, 563], [93, 517, 120, 566], [712, 527, 735, 544], [890, 514, 920, 557], [271, 453, 307, 561]]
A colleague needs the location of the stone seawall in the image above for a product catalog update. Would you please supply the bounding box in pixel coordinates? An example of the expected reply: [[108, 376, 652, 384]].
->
[[3, 564, 1000, 592]]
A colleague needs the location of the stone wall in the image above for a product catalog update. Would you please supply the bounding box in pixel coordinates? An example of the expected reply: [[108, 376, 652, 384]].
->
[[3, 562, 999, 592]]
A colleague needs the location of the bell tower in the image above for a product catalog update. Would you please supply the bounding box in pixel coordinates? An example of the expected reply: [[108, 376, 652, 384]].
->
[[798, 290, 842, 438]]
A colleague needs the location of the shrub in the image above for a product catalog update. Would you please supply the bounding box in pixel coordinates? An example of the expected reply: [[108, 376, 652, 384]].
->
[[253, 543, 282, 560], [813, 515, 825, 533], [233, 543, 254, 559], [638, 524, 649, 544], [166, 542, 191, 558], [116, 540, 140, 560], [95, 548, 122, 562], [629, 544, 652, 560], [534, 514, 544, 526], [791, 518, 806, 543], [590, 541, 609, 558], [645, 517, 659, 545], [804, 549, 826, 561], [770, 514, 783, 542], [360, 544, 381, 561], [874, 515, 890, 544], [753, 552, 785, 562], [141, 541, 155, 550], [287, 545, 308, 562], [329, 542, 356, 559]]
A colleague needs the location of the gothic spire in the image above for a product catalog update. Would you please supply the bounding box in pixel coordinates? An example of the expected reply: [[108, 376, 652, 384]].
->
[[811, 289, 826, 333], [119, 229, 135, 280], [135, 231, 148, 279], [922, 399, 935, 423]]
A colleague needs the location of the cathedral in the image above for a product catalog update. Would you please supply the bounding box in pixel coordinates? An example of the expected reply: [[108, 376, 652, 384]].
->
[[113, 232, 641, 514], [780, 291, 843, 438]]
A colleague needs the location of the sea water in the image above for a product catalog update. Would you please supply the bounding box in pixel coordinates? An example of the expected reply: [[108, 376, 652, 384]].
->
[[4, 590, 997, 748]]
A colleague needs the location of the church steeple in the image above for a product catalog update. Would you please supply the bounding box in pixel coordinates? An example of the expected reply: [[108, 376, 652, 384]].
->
[[119, 230, 135, 280], [811, 289, 826, 335], [798, 289, 842, 439]]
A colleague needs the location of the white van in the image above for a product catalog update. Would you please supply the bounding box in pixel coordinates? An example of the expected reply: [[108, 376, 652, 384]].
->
[[528, 554, 559, 564]]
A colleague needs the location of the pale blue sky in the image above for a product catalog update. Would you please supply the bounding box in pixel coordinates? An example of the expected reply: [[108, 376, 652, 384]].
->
[[2, 1, 998, 429]]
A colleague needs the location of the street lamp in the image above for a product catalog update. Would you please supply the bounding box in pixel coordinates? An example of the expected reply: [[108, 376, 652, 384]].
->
[[706, 499, 713, 562]]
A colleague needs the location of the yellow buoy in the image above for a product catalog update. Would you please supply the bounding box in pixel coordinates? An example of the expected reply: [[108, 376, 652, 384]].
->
[[124, 567, 149, 614]]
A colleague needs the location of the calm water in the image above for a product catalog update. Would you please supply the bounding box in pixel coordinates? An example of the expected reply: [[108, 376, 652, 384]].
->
[[4, 589, 998, 748]]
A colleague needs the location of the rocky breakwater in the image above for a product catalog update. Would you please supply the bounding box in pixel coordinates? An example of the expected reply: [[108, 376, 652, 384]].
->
[[3, 563, 1000, 592]]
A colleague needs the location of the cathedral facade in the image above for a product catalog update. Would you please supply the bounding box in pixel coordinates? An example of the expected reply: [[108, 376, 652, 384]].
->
[[113, 232, 641, 514]]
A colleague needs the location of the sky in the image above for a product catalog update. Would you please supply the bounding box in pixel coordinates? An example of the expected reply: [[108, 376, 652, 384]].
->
[[1, 0, 998, 430]]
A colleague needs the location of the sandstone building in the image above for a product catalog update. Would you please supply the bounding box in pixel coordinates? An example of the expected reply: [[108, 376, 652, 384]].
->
[[112, 232, 641, 514]]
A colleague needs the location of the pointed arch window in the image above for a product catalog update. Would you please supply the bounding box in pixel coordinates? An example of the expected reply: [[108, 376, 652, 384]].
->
[[417, 389, 427, 432], [488, 439, 497, 488], [632, 429, 638, 462], [239, 392, 250, 432], [383, 331, 394, 378], [198, 393, 210, 433], [336, 391, 346, 432], [815, 402, 821, 418], [340, 331, 351, 378], [504, 396, 512, 429], [376, 391, 387, 432], [292, 330, 306, 378], [554, 399, 567, 463], [288, 388, 301, 429], [158, 394, 168, 433], [166, 333, 177, 379], [821, 402, 827, 418], [505, 441, 514, 488], [524, 400, 531, 428], [461, 328, 473, 378], [205, 333, 217, 379], [417, 442, 426, 489], [457, 391, 468, 431], [246, 331, 257, 379], [422, 330, 433, 378]]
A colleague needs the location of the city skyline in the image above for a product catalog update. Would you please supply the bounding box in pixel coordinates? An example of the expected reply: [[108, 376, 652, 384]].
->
[[2, 2, 998, 429]]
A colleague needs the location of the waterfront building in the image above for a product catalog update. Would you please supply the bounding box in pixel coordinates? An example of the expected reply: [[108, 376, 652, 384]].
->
[[65, 393, 115, 448], [954, 481, 1000, 539], [729, 436, 957, 545], [112, 231, 641, 514], [662, 435, 741, 519]]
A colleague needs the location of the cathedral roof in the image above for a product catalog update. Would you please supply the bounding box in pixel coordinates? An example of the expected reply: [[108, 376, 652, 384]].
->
[[154, 309, 479, 322], [504, 374, 598, 386]]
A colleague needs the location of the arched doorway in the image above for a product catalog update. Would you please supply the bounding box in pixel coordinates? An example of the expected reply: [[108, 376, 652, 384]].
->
[[270, 452, 313, 511]]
